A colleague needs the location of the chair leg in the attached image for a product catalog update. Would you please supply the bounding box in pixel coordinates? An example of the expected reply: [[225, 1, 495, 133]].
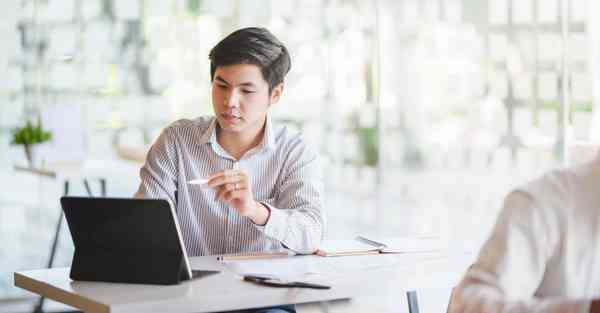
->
[[99, 178, 106, 197], [83, 179, 93, 197], [318, 301, 330, 313], [83, 178, 107, 197], [32, 299, 44, 313], [407, 290, 420, 313], [33, 181, 70, 313]]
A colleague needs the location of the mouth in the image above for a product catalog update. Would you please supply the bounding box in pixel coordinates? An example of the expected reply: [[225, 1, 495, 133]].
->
[[221, 112, 242, 123]]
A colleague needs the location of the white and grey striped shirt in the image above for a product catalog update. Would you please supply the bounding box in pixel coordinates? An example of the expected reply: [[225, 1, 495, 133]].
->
[[134, 116, 325, 256]]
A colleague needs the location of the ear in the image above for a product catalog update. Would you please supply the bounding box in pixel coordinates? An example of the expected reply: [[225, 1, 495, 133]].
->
[[269, 83, 284, 106]]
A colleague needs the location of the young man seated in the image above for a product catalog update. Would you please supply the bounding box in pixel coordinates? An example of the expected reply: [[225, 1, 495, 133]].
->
[[135, 27, 325, 313]]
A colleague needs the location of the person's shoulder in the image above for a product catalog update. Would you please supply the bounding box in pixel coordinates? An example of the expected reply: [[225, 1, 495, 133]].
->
[[514, 159, 598, 210], [570, 156, 600, 183], [166, 116, 213, 132], [152, 116, 213, 146], [159, 116, 213, 139], [272, 123, 316, 156]]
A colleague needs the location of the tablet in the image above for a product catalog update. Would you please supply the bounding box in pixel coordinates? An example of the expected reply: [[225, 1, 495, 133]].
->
[[61, 197, 218, 285]]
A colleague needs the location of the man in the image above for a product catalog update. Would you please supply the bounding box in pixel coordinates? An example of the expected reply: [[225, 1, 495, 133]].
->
[[450, 155, 600, 313], [135, 27, 324, 312]]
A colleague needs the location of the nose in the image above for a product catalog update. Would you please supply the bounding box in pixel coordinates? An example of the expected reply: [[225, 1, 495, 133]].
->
[[224, 90, 240, 108]]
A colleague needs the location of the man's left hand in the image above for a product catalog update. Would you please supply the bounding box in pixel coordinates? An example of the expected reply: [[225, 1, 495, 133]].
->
[[208, 168, 269, 225]]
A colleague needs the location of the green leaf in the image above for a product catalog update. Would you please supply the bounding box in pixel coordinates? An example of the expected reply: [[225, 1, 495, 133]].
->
[[10, 120, 53, 145]]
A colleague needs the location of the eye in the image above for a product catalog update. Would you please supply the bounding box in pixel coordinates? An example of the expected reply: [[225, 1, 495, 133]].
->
[[242, 90, 256, 94]]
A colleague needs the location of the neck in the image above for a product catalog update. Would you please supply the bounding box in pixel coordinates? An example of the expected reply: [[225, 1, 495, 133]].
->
[[217, 117, 267, 160]]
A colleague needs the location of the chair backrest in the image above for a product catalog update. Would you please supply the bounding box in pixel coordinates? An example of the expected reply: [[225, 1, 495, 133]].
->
[[407, 288, 456, 313]]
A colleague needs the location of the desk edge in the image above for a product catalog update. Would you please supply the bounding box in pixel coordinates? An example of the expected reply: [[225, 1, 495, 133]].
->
[[14, 272, 110, 313], [13, 165, 57, 178]]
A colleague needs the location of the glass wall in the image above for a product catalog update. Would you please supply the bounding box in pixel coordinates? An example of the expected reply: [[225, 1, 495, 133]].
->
[[1, 0, 598, 300]]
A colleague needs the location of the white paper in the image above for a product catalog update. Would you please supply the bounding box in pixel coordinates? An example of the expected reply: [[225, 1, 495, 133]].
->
[[379, 237, 443, 254], [223, 253, 447, 281], [318, 239, 380, 255], [223, 256, 320, 280], [187, 178, 210, 188], [312, 254, 405, 274], [223, 254, 411, 279]]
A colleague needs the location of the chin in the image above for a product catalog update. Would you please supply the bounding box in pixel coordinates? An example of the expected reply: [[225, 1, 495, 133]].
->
[[217, 119, 244, 132]]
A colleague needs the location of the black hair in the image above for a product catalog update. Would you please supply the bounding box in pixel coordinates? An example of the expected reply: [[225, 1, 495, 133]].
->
[[209, 27, 291, 92]]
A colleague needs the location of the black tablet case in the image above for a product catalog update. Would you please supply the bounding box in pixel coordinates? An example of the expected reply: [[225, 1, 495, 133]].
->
[[61, 197, 192, 285]]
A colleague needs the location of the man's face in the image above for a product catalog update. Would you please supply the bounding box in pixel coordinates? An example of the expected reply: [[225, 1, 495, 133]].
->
[[211, 64, 282, 137]]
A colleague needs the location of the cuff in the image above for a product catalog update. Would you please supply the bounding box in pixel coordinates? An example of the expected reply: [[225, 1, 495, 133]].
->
[[256, 201, 287, 242]]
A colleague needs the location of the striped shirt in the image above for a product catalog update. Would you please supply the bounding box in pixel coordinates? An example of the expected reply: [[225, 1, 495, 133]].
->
[[134, 116, 325, 256]]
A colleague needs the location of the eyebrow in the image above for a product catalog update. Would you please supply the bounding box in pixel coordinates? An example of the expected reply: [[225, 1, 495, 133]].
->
[[214, 76, 257, 88]]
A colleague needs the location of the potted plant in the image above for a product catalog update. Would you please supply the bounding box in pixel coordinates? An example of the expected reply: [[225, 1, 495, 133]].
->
[[11, 120, 52, 168]]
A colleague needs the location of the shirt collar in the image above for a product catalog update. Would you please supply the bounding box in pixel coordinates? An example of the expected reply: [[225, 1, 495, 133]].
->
[[198, 117, 217, 145], [199, 116, 276, 152], [261, 116, 276, 151]]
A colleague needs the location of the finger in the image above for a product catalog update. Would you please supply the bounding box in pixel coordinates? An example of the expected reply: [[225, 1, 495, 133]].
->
[[208, 172, 244, 187], [222, 188, 248, 203], [315, 250, 326, 257], [215, 186, 225, 201], [209, 169, 242, 180], [216, 183, 239, 201]]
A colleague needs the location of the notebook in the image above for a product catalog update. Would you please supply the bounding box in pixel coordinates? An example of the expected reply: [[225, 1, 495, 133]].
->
[[316, 235, 442, 257]]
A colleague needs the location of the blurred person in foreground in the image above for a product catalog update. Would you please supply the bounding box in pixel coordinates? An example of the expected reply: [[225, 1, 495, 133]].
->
[[450, 154, 600, 313]]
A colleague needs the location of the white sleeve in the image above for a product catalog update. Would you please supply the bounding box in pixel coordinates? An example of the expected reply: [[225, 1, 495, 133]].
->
[[450, 191, 590, 313], [258, 141, 325, 254]]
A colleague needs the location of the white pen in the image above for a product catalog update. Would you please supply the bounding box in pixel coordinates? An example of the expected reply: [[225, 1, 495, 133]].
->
[[187, 177, 210, 188]]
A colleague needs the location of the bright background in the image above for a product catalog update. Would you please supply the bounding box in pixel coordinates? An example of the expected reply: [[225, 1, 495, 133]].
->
[[1, 0, 599, 304]]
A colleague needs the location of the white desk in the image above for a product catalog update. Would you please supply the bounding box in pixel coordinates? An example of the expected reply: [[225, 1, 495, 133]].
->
[[14, 253, 467, 313]]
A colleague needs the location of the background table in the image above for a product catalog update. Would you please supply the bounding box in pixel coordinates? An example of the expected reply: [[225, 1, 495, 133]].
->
[[14, 162, 107, 313]]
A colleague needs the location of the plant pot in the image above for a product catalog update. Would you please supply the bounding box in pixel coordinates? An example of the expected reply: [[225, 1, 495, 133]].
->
[[23, 144, 38, 168]]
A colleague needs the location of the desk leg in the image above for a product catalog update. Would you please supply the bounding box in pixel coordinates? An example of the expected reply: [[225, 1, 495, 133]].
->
[[33, 181, 70, 313]]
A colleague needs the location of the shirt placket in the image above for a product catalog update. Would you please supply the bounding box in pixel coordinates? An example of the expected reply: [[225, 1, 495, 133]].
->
[[224, 159, 240, 253]]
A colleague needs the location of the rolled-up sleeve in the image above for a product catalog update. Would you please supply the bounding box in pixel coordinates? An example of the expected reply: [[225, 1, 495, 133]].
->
[[450, 191, 590, 313], [258, 140, 325, 254], [134, 127, 178, 205]]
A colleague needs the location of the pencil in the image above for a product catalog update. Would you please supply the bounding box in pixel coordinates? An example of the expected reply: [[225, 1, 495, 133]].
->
[[217, 251, 294, 261]]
